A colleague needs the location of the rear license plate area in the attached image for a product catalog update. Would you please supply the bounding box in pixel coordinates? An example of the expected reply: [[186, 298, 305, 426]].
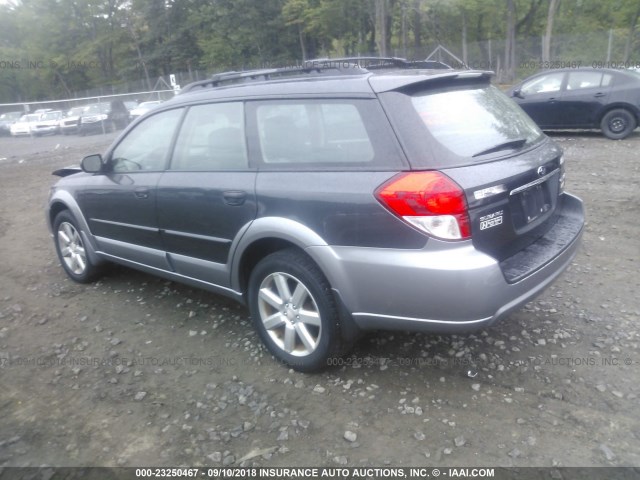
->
[[519, 182, 552, 224]]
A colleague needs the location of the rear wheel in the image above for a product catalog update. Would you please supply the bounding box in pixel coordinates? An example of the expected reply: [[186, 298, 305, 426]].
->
[[601, 109, 636, 140], [248, 249, 344, 372], [53, 211, 101, 283]]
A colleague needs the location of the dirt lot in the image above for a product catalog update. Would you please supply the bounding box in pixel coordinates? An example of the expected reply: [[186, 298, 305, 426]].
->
[[0, 130, 639, 469]]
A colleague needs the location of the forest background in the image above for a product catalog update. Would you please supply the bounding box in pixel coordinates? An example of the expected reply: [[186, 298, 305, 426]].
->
[[1, 0, 639, 102]]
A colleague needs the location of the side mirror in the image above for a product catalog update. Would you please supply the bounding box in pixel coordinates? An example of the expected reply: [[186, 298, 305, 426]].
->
[[513, 88, 524, 99], [81, 154, 104, 173]]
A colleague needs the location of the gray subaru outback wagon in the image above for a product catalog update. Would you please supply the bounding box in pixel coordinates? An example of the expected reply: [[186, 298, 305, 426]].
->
[[47, 59, 584, 371]]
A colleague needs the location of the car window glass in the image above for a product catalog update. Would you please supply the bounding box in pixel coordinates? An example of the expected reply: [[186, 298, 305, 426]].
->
[[110, 108, 182, 172], [170, 102, 247, 171], [602, 74, 613, 87], [410, 85, 543, 158], [42, 112, 61, 120], [521, 72, 564, 95], [566, 71, 604, 90], [256, 102, 374, 164]]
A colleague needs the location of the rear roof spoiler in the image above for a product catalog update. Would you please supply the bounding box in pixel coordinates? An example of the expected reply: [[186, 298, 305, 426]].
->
[[368, 70, 494, 93]]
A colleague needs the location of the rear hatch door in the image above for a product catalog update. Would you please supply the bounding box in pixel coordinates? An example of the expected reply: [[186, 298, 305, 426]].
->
[[376, 74, 575, 275]]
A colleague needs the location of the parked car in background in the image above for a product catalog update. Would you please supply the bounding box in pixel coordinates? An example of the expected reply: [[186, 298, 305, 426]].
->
[[77, 103, 111, 135], [78, 101, 134, 135], [47, 60, 584, 371], [59, 107, 85, 135], [0, 111, 23, 136], [33, 110, 63, 136], [508, 67, 640, 139], [10, 113, 41, 136], [128, 100, 162, 120]]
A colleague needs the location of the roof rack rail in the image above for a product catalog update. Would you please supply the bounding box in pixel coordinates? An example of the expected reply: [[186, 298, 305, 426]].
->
[[180, 63, 368, 94], [308, 56, 452, 70], [179, 57, 454, 94]]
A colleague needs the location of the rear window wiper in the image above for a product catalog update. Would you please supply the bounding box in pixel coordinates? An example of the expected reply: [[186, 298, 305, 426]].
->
[[472, 138, 527, 158]]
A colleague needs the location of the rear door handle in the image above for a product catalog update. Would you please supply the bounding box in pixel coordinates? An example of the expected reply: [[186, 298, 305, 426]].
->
[[223, 190, 247, 206], [134, 187, 149, 199], [594, 92, 606, 98]]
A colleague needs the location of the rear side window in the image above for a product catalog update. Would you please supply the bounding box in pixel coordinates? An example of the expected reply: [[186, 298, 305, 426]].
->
[[170, 102, 247, 171], [409, 85, 542, 158], [566, 71, 610, 90], [249, 99, 404, 169]]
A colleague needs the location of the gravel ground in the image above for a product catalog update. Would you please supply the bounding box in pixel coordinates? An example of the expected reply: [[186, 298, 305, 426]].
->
[[0, 130, 638, 468]]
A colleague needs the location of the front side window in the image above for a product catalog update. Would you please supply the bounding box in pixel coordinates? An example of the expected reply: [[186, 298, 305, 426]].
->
[[521, 72, 565, 95], [255, 101, 377, 166], [110, 108, 182, 172], [170, 102, 247, 171]]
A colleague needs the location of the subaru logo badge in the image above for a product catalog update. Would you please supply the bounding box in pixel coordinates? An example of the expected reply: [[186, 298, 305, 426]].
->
[[537, 166, 547, 176]]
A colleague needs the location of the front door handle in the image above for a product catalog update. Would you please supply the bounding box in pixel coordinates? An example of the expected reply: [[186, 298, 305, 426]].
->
[[223, 190, 247, 206], [594, 92, 606, 98], [134, 187, 149, 199]]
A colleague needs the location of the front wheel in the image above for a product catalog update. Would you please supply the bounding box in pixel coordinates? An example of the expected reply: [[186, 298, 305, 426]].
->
[[601, 109, 637, 140], [248, 249, 344, 372], [53, 211, 101, 283]]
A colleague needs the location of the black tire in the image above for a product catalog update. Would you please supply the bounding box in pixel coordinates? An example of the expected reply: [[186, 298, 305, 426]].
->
[[248, 249, 345, 372], [600, 109, 637, 140], [53, 210, 101, 283]]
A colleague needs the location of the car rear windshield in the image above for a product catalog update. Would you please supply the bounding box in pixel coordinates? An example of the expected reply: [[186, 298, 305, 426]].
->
[[411, 85, 542, 158], [380, 83, 545, 168]]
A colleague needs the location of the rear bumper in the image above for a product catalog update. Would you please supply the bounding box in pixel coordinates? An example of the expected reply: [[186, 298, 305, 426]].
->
[[308, 193, 584, 334], [79, 120, 109, 134]]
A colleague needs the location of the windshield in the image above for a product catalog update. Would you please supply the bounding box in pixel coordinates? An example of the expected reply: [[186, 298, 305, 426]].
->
[[1, 112, 21, 121], [68, 107, 84, 116], [410, 84, 543, 158], [42, 112, 61, 120], [84, 104, 109, 114]]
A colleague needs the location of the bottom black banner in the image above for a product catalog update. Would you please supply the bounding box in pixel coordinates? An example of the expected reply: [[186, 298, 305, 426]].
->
[[0, 467, 639, 480]]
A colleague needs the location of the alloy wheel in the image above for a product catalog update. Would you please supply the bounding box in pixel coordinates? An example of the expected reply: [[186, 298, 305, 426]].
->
[[257, 272, 322, 357], [57, 221, 87, 275]]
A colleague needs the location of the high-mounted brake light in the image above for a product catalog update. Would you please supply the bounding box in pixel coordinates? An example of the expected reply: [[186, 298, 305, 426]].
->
[[375, 171, 471, 240]]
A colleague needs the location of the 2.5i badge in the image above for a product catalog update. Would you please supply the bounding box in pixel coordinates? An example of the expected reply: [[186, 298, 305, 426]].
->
[[479, 210, 503, 230]]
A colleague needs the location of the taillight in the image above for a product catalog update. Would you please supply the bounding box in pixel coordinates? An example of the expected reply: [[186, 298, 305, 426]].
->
[[375, 171, 471, 240]]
